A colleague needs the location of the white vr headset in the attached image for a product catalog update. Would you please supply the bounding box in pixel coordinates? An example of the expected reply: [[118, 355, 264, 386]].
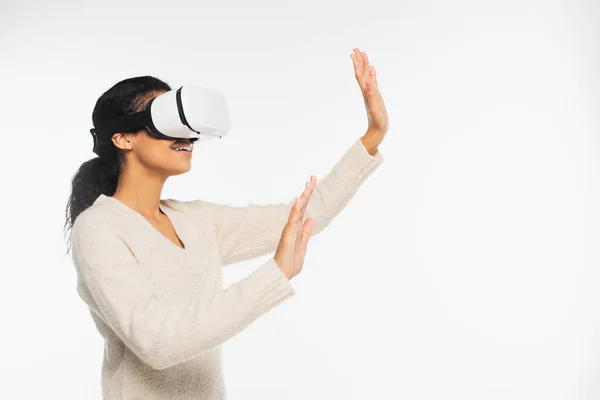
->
[[90, 85, 232, 156]]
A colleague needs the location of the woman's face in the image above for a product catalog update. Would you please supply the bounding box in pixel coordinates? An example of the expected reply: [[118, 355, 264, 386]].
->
[[112, 91, 195, 177], [130, 130, 194, 177]]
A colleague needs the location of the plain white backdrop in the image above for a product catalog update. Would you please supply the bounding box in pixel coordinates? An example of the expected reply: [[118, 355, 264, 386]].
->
[[1, 0, 598, 399]]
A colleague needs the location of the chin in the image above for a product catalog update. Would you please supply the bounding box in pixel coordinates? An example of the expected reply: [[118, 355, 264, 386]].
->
[[170, 165, 192, 176], [159, 159, 192, 176]]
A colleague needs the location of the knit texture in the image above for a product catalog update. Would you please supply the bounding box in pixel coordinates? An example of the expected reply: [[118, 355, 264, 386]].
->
[[70, 137, 383, 399]]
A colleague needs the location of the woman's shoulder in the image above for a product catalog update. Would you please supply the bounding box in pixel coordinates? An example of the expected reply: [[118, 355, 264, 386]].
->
[[71, 197, 128, 238]]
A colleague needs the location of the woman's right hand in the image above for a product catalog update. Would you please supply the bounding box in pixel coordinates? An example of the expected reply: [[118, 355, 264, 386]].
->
[[273, 176, 317, 279]]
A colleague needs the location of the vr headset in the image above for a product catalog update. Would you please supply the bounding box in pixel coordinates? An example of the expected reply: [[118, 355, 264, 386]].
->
[[89, 85, 232, 156]]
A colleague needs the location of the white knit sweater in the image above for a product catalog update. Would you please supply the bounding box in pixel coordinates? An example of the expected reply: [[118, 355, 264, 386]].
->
[[70, 137, 383, 399]]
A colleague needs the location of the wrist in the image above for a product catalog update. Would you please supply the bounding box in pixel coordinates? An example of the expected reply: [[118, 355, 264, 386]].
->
[[273, 256, 292, 280], [361, 131, 383, 156]]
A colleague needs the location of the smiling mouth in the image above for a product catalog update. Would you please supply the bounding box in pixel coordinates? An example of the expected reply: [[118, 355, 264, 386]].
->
[[170, 139, 194, 153]]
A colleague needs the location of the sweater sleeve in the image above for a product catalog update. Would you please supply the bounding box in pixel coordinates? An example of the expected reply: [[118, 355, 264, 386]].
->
[[71, 220, 294, 371], [186, 137, 383, 266]]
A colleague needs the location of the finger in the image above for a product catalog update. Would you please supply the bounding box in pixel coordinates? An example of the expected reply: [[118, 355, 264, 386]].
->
[[371, 65, 378, 87], [294, 212, 306, 247], [299, 176, 316, 210], [294, 220, 313, 268], [288, 196, 299, 224], [295, 196, 303, 220], [303, 176, 316, 197], [351, 54, 363, 79], [299, 183, 312, 214], [353, 61, 368, 94], [300, 191, 312, 216], [297, 183, 312, 217], [370, 67, 381, 98], [299, 202, 308, 219], [283, 197, 299, 242], [362, 52, 370, 76], [352, 48, 363, 77], [299, 183, 309, 212]]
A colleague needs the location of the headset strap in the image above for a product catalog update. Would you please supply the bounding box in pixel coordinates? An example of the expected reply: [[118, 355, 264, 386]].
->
[[90, 109, 150, 138], [89, 109, 151, 155], [89, 109, 152, 155]]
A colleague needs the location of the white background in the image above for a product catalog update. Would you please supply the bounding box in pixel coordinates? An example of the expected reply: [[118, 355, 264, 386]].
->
[[1, 0, 599, 399]]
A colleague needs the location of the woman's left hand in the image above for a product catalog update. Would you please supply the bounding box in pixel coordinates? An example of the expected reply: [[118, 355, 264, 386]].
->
[[351, 48, 389, 140]]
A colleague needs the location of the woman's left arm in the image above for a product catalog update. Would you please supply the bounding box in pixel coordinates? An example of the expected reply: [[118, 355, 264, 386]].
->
[[189, 136, 382, 266], [188, 48, 389, 266]]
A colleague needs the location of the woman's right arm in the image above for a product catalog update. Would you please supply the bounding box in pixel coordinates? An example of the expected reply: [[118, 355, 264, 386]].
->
[[71, 219, 294, 371]]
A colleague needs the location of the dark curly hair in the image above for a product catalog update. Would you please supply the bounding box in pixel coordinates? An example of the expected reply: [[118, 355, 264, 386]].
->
[[63, 76, 171, 255]]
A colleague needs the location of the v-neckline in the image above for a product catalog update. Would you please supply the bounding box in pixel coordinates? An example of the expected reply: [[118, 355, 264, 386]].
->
[[96, 194, 187, 253]]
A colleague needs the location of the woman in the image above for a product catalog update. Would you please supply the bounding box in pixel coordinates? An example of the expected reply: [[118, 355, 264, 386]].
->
[[65, 47, 388, 399]]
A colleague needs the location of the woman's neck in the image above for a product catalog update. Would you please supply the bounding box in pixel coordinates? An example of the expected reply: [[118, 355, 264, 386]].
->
[[112, 166, 167, 219]]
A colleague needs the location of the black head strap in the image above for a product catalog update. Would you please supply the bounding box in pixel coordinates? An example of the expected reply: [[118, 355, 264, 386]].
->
[[90, 109, 150, 138], [89, 106, 153, 156]]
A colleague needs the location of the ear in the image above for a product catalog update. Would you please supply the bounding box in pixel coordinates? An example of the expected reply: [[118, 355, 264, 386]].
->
[[111, 133, 133, 151]]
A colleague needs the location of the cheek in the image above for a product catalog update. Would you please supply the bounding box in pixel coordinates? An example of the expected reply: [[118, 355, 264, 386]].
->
[[137, 142, 173, 166]]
